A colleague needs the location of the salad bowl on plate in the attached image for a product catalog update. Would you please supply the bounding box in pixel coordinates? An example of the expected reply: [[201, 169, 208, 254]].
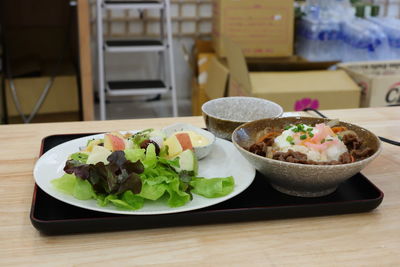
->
[[162, 123, 216, 160]]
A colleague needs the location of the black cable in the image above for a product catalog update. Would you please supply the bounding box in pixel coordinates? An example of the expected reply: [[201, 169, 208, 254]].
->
[[303, 108, 400, 146], [302, 108, 327, 118], [377, 136, 400, 146]]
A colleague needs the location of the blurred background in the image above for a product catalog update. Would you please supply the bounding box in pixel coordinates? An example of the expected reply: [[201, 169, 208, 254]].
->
[[1, 0, 400, 124]]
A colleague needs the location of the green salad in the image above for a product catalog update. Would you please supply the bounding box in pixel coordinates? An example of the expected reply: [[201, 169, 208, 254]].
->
[[52, 129, 234, 211]]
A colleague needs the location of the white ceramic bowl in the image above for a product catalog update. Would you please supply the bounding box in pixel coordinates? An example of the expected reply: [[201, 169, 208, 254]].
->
[[162, 123, 216, 160]]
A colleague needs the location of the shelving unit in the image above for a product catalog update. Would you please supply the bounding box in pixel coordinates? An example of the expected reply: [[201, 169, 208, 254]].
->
[[95, 0, 213, 39], [96, 0, 178, 120]]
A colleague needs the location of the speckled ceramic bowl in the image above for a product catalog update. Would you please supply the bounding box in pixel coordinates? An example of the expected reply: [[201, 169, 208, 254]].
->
[[202, 97, 283, 140], [232, 117, 382, 197]]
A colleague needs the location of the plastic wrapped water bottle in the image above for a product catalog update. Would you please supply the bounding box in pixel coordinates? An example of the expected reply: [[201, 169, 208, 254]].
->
[[341, 18, 389, 61], [296, 0, 354, 61], [296, 18, 342, 61], [368, 17, 400, 59]]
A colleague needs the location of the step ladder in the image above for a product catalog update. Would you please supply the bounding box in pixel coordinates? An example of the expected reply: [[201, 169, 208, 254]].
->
[[96, 0, 178, 120]]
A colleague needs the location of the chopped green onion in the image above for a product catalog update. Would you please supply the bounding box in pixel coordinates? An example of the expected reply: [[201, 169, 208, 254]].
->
[[286, 136, 295, 144], [309, 133, 314, 137], [307, 128, 313, 132], [300, 134, 307, 140], [284, 125, 291, 130], [338, 136, 343, 141], [292, 128, 299, 133]]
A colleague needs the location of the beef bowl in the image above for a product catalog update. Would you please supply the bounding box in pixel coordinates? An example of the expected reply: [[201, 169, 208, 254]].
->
[[232, 117, 382, 197]]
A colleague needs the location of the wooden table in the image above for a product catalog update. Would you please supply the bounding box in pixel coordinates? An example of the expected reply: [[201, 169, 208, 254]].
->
[[1, 107, 399, 266]]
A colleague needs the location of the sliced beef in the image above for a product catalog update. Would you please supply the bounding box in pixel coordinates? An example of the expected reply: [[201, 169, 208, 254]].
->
[[339, 152, 353, 164], [249, 132, 281, 157], [342, 133, 362, 150], [272, 150, 308, 164], [257, 132, 281, 146], [248, 142, 268, 157], [351, 148, 375, 161], [272, 150, 356, 165]]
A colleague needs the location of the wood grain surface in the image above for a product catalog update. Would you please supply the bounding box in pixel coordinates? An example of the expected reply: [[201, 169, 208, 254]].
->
[[0, 107, 399, 266]]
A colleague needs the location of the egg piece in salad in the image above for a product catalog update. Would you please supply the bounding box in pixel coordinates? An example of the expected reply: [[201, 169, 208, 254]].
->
[[272, 123, 348, 162]]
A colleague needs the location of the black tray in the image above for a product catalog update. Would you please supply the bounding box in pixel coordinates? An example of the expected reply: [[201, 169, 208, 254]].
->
[[30, 134, 384, 235]]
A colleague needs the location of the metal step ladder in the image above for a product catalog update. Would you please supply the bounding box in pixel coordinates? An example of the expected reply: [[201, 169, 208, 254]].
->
[[96, 0, 178, 120]]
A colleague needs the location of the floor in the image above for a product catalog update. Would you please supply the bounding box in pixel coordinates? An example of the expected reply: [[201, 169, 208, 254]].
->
[[94, 96, 192, 120]]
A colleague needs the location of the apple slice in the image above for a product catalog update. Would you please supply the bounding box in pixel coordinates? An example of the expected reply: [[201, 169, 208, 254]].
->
[[173, 149, 198, 176], [110, 131, 125, 139], [85, 139, 102, 152], [104, 133, 125, 151], [163, 132, 194, 158], [163, 135, 183, 158], [86, 145, 112, 164], [175, 132, 193, 151]]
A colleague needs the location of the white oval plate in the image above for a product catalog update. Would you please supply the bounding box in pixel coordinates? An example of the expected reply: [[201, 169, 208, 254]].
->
[[33, 133, 256, 215]]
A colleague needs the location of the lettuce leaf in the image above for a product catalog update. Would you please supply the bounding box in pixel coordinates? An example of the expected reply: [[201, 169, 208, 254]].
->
[[53, 174, 144, 210], [51, 174, 95, 200], [165, 176, 191, 207], [137, 144, 191, 207], [63, 151, 144, 195], [106, 190, 144, 210], [96, 194, 117, 206], [138, 181, 166, 200], [70, 152, 88, 163], [54, 139, 236, 211], [142, 143, 157, 169], [130, 128, 154, 148], [124, 148, 145, 163], [51, 174, 76, 195], [190, 176, 235, 198], [73, 176, 96, 199]]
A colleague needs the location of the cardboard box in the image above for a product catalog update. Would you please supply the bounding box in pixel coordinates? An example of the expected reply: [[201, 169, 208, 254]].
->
[[191, 77, 210, 116], [197, 53, 216, 90], [229, 70, 361, 111], [192, 54, 230, 115], [191, 40, 213, 116], [223, 38, 361, 111], [5, 75, 80, 119], [212, 0, 294, 58], [191, 40, 343, 114], [205, 56, 229, 100], [338, 61, 400, 107]]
